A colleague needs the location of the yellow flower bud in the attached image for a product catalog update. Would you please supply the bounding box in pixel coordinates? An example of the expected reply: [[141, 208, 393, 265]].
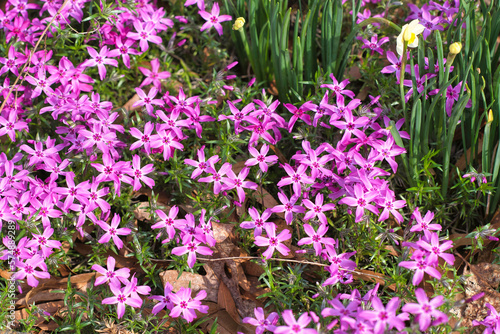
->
[[232, 17, 245, 30], [487, 109, 494, 123], [449, 42, 462, 55]]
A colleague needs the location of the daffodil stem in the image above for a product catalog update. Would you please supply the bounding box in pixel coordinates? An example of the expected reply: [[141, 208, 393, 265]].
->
[[399, 42, 408, 121]]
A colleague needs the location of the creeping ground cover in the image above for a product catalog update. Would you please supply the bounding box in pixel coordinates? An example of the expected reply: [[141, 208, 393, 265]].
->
[[1, 0, 500, 332]]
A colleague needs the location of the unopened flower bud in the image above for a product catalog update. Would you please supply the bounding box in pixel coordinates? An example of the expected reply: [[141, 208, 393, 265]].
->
[[232, 17, 245, 30], [449, 42, 462, 55], [487, 109, 493, 123]]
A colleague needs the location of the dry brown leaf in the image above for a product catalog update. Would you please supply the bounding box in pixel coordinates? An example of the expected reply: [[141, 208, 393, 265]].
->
[[160, 265, 219, 303], [218, 280, 240, 323], [133, 202, 155, 221], [352, 269, 396, 291], [200, 310, 254, 334]]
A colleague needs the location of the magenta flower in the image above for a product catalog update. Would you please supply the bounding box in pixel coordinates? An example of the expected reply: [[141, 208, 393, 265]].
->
[[277, 164, 314, 197], [12, 254, 50, 287], [271, 192, 305, 225], [54, 172, 90, 211], [184, 0, 205, 9], [170, 287, 209, 322], [129, 155, 155, 191], [171, 239, 213, 268], [302, 193, 336, 225], [243, 307, 279, 334], [402, 288, 448, 331], [0, 109, 28, 142], [222, 166, 258, 204], [245, 144, 279, 173], [338, 184, 379, 222], [96, 213, 131, 250], [359, 296, 408, 334], [81, 46, 119, 80], [297, 224, 335, 256], [25, 227, 61, 258], [198, 162, 232, 194], [184, 146, 220, 179], [138, 58, 171, 91], [320, 74, 355, 98], [132, 86, 164, 116], [151, 206, 185, 242], [112, 37, 140, 69], [129, 121, 155, 154], [254, 223, 291, 259], [240, 207, 273, 237], [399, 255, 442, 286], [86, 181, 111, 213], [416, 232, 455, 266], [218, 101, 254, 134], [472, 303, 500, 333], [126, 21, 163, 52], [358, 34, 389, 55], [274, 310, 317, 334], [149, 282, 174, 314], [284, 103, 311, 133], [150, 129, 184, 161], [199, 2, 232, 36], [410, 208, 442, 233], [102, 279, 143, 319], [91, 256, 130, 286], [377, 189, 406, 224]]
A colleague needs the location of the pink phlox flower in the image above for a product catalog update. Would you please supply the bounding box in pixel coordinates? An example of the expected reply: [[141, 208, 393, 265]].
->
[[102, 279, 143, 319], [301, 92, 335, 128], [322, 244, 356, 286], [197, 162, 232, 194], [240, 207, 273, 237], [359, 296, 409, 334], [0, 108, 27, 142], [399, 253, 442, 286], [330, 109, 370, 145], [120, 274, 151, 300], [185, 103, 215, 138], [297, 223, 335, 256], [168, 87, 199, 114], [410, 208, 442, 233], [250, 99, 286, 128], [376, 188, 406, 223], [81, 46, 119, 80], [156, 109, 190, 139], [132, 86, 164, 117], [243, 307, 279, 334], [126, 20, 162, 52], [402, 288, 448, 331], [79, 123, 117, 154], [96, 213, 131, 250], [0, 45, 24, 76], [424, 57, 453, 74], [302, 193, 336, 226], [111, 37, 140, 69], [245, 143, 278, 173], [149, 282, 174, 314], [277, 163, 314, 197], [171, 231, 213, 268], [472, 303, 500, 333], [420, 8, 444, 40], [271, 191, 305, 225], [31, 196, 62, 228], [184, 145, 220, 179], [151, 205, 185, 243], [129, 121, 155, 154], [338, 183, 379, 222], [321, 297, 360, 330], [5, 16, 30, 43], [196, 209, 216, 247], [298, 143, 333, 179], [320, 73, 355, 98], [416, 231, 455, 266], [199, 2, 232, 36], [138, 58, 171, 91], [169, 287, 208, 322], [381, 51, 410, 83], [403, 64, 436, 102], [150, 128, 184, 161], [243, 116, 278, 146], [184, 0, 205, 10], [222, 166, 258, 204], [254, 222, 291, 259], [12, 254, 50, 287], [284, 103, 311, 133], [330, 94, 362, 123], [0, 198, 18, 232], [358, 34, 389, 55], [111, 160, 133, 197], [85, 180, 111, 212], [54, 172, 90, 211], [218, 101, 254, 134], [274, 309, 317, 334], [20, 140, 59, 166], [0, 236, 31, 261], [91, 256, 130, 286], [25, 226, 61, 258], [372, 136, 406, 172], [91, 153, 120, 184], [128, 155, 155, 191], [140, 7, 174, 32]]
